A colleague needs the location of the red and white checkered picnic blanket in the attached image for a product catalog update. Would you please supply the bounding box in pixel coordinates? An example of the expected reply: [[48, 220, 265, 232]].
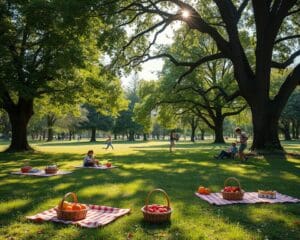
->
[[11, 170, 72, 177], [195, 192, 300, 205], [27, 204, 130, 228]]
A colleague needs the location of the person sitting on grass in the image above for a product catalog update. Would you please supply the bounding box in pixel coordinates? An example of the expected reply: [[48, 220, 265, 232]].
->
[[83, 150, 99, 167], [214, 142, 238, 160], [235, 127, 249, 161]]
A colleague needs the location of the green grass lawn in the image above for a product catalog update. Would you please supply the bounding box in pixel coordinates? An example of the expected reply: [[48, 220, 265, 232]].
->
[[0, 140, 299, 240]]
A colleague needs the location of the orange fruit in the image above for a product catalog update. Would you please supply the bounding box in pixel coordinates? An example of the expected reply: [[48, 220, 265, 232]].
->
[[65, 205, 73, 211], [80, 204, 87, 210], [198, 186, 206, 194], [204, 188, 211, 194], [72, 204, 81, 211]]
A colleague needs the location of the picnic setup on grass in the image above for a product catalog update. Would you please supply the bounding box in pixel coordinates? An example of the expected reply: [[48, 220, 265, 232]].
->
[[14, 164, 298, 229]]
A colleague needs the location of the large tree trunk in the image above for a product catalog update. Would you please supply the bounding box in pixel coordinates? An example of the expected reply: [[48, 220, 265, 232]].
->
[[190, 118, 198, 142], [5, 98, 33, 152], [143, 133, 147, 141], [250, 104, 282, 150], [280, 120, 291, 141], [90, 127, 96, 142], [128, 131, 135, 141], [213, 114, 225, 144], [200, 129, 205, 140], [46, 114, 56, 142]]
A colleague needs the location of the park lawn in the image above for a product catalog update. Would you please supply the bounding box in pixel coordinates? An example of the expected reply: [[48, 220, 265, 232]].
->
[[0, 140, 299, 240]]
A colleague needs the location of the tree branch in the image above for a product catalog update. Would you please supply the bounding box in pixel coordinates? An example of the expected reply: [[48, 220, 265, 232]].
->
[[273, 64, 300, 111], [222, 104, 247, 117], [274, 34, 300, 44], [271, 49, 300, 69]]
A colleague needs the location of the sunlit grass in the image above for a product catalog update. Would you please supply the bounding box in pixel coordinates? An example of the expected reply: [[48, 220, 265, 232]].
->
[[0, 140, 299, 240]]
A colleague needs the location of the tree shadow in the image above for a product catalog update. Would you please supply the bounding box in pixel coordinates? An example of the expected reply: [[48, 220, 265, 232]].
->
[[0, 144, 300, 239]]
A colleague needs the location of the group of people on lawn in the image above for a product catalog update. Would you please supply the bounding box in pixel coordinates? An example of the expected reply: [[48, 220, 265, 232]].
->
[[83, 127, 249, 167], [215, 127, 248, 161]]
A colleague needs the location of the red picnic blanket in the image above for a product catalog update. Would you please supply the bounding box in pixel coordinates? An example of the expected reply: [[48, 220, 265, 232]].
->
[[195, 192, 300, 205], [26, 204, 130, 228]]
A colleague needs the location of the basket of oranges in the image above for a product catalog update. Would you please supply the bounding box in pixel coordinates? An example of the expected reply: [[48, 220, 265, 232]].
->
[[221, 177, 244, 200], [56, 192, 88, 221], [141, 188, 172, 223]]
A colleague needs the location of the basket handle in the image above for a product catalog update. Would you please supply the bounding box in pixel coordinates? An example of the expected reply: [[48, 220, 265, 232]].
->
[[59, 192, 78, 210], [224, 177, 241, 189], [145, 188, 170, 210]]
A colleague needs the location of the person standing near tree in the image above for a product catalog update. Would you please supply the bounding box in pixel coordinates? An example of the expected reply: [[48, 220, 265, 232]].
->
[[235, 127, 248, 161], [169, 131, 176, 152]]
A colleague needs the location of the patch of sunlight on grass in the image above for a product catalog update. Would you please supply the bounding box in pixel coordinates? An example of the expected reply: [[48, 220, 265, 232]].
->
[[280, 171, 300, 182], [123, 163, 162, 170], [53, 183, 74, 191], [79, 179, 147, 199], [0, 199, 31, 214]]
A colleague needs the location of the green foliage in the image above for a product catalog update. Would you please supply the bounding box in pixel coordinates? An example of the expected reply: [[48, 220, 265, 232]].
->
[[80, 104, 114, 132]]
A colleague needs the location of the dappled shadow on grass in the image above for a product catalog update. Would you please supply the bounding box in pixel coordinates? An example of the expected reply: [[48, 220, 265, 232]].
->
[[0, 144, 300, 239]]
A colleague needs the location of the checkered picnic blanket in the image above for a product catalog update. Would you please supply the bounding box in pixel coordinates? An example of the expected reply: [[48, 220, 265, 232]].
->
[[27, 204, 130, 228], [195, 192, 300, 205], [75, 165, 118, 170], [11, 170, 72, 177]]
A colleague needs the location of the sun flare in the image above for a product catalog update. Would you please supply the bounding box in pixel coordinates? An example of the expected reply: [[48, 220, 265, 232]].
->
[[182, 10, 190, 18]]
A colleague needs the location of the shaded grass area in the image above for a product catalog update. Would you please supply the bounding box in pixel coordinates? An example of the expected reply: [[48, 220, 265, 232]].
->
[[0, 141, 299, 240]]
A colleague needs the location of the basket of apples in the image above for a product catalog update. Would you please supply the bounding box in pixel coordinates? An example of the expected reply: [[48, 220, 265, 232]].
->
[[55, 192, 88, 221], [221, 177, 244, 200], [141, 188, 172, 223]]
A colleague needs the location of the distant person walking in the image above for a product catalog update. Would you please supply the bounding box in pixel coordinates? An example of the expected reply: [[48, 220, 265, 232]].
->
[[169, 131, 176, 152], [235, 127, 248, 161], [105, 136, 114, 150]]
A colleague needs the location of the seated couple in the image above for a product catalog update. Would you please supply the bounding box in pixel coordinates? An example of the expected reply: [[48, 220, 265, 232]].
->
[[215, 143, 238, 160], [83, 150, 100, 167]]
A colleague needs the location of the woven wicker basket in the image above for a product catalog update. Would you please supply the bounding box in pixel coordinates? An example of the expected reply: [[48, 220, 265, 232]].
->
[[45, 168, 58, 174], [222, 177, 244, 200], [141, 188, 172, 223], [56, 192, 88, 221]]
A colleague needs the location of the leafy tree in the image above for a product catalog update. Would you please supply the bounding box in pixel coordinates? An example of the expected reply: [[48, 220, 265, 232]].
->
[[0, 1, 104, 151], [99, 0, 300, 150], [56, 107, 88, 141], [80, 104, 114, 142], [0, 1, 127, 151]]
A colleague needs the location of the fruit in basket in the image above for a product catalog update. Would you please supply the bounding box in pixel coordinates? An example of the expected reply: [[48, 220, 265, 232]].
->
[[80, 204, 87, 210], [21, 166, 32, 173], [72, 204, 82, 211], [197, 186, 210, 195], [223, 186, 240, 193], [146, 204, 169, 213]]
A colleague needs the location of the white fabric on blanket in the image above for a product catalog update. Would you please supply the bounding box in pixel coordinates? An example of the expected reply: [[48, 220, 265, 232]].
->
[[195, 192, 300, 205]]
